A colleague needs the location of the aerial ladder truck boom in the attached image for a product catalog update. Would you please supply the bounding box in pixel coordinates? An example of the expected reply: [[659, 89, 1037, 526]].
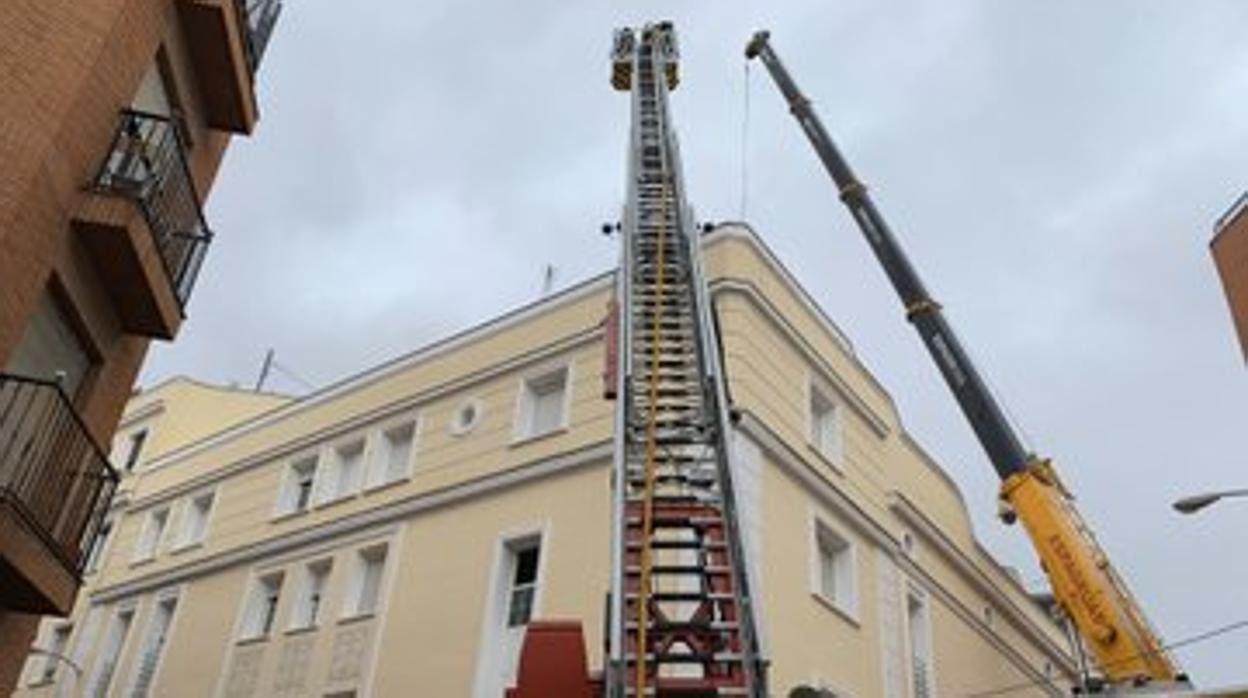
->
[[508, 24, 766, 698], [605, 22, 767, 698], [746, 31, 1188, 694]]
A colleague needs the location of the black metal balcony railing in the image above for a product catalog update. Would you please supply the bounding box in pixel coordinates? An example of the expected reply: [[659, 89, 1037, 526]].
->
[[0, 374, 118, 575], [240, 0, 283, 73], [95, 109, 214, 308]]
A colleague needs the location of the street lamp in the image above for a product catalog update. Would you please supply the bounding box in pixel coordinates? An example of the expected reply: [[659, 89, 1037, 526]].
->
[[1172, 489, 1248, 514]]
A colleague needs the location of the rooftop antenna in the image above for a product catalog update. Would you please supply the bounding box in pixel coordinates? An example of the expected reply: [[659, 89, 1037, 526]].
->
[[541, 263, 557, 296], [254, 348, 275, 392]]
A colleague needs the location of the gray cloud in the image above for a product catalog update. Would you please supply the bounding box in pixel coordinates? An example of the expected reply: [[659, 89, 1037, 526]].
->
[[144, 0, 1248, 685]]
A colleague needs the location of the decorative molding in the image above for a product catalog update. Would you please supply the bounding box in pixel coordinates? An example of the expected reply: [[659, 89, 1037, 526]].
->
[[888, 493, 1074, 671], [733, 410, 1075, 684], [91, 442, 611, 604], [140, 274, 617, 475], [713, 279, 891, 438], [131, 329, 602, 507]]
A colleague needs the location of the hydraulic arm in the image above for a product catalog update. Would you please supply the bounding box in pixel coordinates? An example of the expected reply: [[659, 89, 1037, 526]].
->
[[746, 30, 1187, 693]]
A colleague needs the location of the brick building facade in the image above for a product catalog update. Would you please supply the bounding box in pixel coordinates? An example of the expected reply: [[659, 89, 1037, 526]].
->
[[1212, 193, 1248, 361], [0, 0, 278, 688]]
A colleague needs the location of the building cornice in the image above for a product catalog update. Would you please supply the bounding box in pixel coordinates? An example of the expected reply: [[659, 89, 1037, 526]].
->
[[139, 270, 618, 476], [135, 224, 860, 477], [129, 327, 605, 507], [734, 410, 1075, 684], [888, 492, 1074, 670], [711, 279, 890, 437]]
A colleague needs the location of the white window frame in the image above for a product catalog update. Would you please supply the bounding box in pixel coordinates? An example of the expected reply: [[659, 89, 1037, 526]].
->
[[318, 437, 366, 505], [121, 427, 150, 473], [809, 512, 858, 622], [85, 600, 138, 698], [290, 558, 333, 631], [342, 543, 389, 619], [365, 416, 419, 490], [807, 377, 845, 469], [905, 584, 936, 698], [125, 587, 181, 698], [173, 487, 217, 551], [512, 363, 573, 442], [132, 506, 170, 564], [84, 516, 116, 574], [274, 454, 319, 518], [471, 524, 550, 698], [238, 570, 285, 641], [28, 622, 72, 685]]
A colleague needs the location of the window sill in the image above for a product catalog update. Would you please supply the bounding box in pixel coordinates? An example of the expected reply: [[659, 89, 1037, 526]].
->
[[362, 474, 411, 495], [270, 508, 309, 524], [812, 591, 859, 627], [27, 678, 54, 688], [284, 624, 319, 637], [235, 634, 271, 647], [338, 611, 375, 626], [315, 492, 359, 511], [129, 555, 156, 568], [806, 441, 845, 476], [508, 425, 569, 449], [170, 541, 204, 555]]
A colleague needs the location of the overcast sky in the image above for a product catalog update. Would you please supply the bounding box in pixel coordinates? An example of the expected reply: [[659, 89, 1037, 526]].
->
[[141, 1, 1248, 687]]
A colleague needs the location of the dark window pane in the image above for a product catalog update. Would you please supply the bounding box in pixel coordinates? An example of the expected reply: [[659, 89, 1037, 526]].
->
[[125, 430, 148, 471], [507, 587, 534, 627], [514, 546, 539, 585]]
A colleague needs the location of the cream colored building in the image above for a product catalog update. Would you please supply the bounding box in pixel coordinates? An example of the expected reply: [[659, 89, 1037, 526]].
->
[[14, 225, 1077, 698]]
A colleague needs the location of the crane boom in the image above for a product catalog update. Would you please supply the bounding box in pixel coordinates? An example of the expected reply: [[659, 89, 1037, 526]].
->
[[746, 30, 1187, 693]]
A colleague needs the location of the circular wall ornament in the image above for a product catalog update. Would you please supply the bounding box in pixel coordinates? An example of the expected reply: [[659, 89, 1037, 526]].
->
[[450, 399, 483, 436]]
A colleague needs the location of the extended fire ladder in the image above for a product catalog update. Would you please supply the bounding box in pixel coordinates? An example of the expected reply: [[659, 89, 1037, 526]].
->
[[605, 23, 767, 698]]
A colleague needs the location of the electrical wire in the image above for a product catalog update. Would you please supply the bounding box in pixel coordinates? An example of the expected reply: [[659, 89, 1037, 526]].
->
[[739, 59, 751, 222], [961, 617, 1248, 698], [269, 360, 317, 392]]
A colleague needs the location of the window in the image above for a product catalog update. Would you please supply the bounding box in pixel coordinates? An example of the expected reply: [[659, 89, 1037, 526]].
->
[[907, 589, 934, 698], [87, 606, 134, 697], [368, 421, 415, 487], [346, 545, 388, 617], [133, 507, 169, 562], [292, 560, 332, 629], [517, 367, 569, 439], [506, 542, 541, 627], [123, 429, 149, 472], [813, 519, 856, 616], [32, 624, 72, 684], [177, 491, 214, 548], [5, 288, 92, 398], [278, 456, 318, 515], [324, 440, 365, 502], [241, 572, 284, 639], [810, 384, 843, 465], [84, 519, 114, 574], [129, 594, 177, 697]]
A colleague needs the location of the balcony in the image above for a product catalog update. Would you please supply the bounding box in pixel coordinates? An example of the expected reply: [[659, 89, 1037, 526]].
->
[[75, 109, 213, 340], [0, 375, 117, 614], [177, 0, 283, 133]]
